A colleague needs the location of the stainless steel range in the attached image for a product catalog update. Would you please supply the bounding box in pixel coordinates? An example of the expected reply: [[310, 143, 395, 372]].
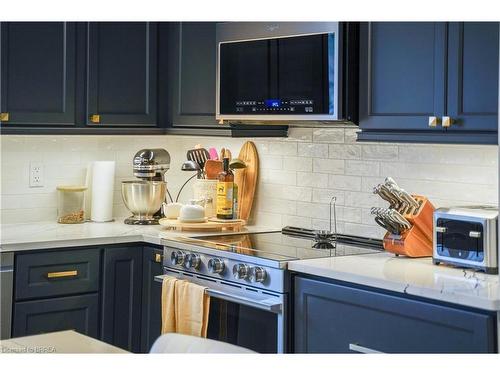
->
[[156, 226, 382, 353]]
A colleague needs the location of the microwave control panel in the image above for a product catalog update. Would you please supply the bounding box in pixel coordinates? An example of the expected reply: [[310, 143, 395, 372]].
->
[[235, 99, 315, 114]]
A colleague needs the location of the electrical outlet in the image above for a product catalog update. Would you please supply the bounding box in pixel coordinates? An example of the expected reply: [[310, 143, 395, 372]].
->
[[30, 162, 44, 187]]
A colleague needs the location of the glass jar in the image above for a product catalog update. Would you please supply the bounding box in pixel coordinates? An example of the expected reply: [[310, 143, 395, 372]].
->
[[56, 185, 87, 224]]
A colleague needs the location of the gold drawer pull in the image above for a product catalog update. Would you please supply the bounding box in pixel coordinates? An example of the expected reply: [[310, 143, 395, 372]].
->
[[155, 254, 162, 263], [90, 114, 100, 123], [0, 112, 9, 122], [47, 270, 78, 279]]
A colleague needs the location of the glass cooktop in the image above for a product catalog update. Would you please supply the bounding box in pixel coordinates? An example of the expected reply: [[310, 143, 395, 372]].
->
[[168, 230, 382, 263]]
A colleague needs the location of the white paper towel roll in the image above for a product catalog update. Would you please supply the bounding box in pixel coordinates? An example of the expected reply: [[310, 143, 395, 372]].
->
[[91, 161, 115, 222]]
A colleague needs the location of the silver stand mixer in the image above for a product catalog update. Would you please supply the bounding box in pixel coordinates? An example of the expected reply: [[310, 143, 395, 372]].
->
[[121, 149, 170, 225]]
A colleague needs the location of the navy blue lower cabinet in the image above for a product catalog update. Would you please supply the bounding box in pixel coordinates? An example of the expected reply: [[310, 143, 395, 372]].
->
[[294, 276, 496, 353], [12, 294, 99, 339], [101, 246, 143, 352], [140, 246, 163, 353]]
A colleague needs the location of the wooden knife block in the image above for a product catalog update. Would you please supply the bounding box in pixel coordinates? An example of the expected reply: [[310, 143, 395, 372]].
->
[[383, 195, 435, 257]]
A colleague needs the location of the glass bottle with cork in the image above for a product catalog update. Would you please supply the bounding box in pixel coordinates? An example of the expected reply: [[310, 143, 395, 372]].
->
[[216, 158, 234, 219]]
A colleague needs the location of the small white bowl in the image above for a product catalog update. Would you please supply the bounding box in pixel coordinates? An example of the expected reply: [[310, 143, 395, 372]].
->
[[179, 204, 205, 222]]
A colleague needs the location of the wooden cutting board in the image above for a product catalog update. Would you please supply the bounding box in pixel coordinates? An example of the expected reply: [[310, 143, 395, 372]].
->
[[234, 141, 259, 222]]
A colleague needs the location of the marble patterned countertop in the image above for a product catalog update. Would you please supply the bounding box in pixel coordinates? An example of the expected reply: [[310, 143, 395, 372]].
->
[[288, 252, 500, 311], [1, 219, 499, 312], [0, 219, 277, 252]]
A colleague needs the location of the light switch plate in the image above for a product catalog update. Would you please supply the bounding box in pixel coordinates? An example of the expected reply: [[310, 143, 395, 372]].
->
[[29, 162, 44, 187]]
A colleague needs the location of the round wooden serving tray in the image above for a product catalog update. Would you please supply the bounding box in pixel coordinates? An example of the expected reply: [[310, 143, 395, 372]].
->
[[158, 218, 246, 232]]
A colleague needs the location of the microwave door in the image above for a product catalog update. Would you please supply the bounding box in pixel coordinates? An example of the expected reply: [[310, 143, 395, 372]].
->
[[277, 33, 334, 114], [219, 39, 272, 114]]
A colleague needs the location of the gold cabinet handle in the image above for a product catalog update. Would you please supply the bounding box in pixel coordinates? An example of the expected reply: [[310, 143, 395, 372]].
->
[[442, 116, 453, 128], [154, 254, 162, 263], [89, 114, 100, 123], [0, 112, 9, 122], [47, 270, 78, 279], [428, 116, 439, 127]]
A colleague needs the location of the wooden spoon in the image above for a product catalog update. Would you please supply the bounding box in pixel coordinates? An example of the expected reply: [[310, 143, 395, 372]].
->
[[220, 148, 232, 160], [204, 159, 223, 180]]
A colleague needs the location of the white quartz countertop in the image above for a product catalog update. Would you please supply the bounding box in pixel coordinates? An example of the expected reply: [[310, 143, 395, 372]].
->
[[288, 253, 500, 311], [0, 219, 277, 252]]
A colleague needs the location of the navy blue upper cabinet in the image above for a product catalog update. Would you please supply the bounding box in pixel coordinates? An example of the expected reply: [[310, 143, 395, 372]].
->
[[86, 22, 158, 127], [0, 22, 77, 126], [359, 23, 447, 131], [167, 22, 219, 128], [447, 22, 499, 132], [359, 22, 499, 144]]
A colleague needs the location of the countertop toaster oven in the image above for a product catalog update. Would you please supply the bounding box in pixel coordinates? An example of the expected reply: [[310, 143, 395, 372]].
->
[[433, 206, 498, 274]]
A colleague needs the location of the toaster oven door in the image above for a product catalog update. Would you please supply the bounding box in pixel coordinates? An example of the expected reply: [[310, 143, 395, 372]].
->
[[436, 218, 484, 262]]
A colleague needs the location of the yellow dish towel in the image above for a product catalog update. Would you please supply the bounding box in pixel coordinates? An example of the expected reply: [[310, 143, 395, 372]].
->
[[161, 275, 177, 334], [161, 276, 211, 338], [174, 279, 211, 338]]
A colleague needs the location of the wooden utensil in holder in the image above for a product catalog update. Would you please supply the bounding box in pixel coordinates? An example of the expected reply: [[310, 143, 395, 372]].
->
[[383, 195, 435, 257]]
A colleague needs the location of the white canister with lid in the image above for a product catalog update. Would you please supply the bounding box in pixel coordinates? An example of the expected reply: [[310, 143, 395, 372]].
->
[[193, 179, 218, 218]]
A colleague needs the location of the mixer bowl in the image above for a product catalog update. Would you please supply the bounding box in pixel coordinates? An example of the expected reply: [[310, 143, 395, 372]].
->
[[121, 180, 166, 224]]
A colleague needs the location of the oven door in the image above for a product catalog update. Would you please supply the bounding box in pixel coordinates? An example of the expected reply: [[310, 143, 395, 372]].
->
[[155, 268, 286, 353]]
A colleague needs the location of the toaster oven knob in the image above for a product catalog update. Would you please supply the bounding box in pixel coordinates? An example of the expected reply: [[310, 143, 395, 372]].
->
[[232, 264, 249, 280], [208, 258, 225, 274], [170, 250, 186, 266], [185, 253, 201, 270], [249, 266, 267, 283]]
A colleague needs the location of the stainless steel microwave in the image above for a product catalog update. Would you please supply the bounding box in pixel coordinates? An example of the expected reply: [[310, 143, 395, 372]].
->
[[216, 22, 358, 124]]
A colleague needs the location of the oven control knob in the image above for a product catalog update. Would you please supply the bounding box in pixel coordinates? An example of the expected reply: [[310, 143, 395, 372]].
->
[[170, 250, 186, 266], [208, 258, 225, 274], [249, 266, 267, 283], [185, 253, 201, 270], [232, 264, 249, 280]]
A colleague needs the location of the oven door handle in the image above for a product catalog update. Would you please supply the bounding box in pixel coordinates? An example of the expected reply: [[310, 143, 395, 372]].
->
[[154, 275, 282, 313]]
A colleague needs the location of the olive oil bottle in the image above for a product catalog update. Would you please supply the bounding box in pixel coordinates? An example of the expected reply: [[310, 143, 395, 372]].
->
[[216, 158, 234, 219]]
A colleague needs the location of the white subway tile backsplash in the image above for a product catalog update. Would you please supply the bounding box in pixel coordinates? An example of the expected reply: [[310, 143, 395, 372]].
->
[[297, 143, 329, 158], [361, 144, 398, 160], [312, 128, 345, 143], [283, 156, 312, 172], [296, 201, 330, 220], [1, 133, 497, 243], [312, 158, 344, 174], [328, 174, 362, 191], [380, 162, 497, 185], [398, 144, 498, 166], [268, 142, 297, 156], [344, 191, 384, 208], [312, 188, 346, 205], [282, 186, 313, 202], [344, 128, 359, 144], [263, 155, 284, 170], [345, 160, 380, 177], [297, 172, 329, 188], [328, 144, 361, 160], [261, 169, 297, 185], [286, 128, 313, 142]]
